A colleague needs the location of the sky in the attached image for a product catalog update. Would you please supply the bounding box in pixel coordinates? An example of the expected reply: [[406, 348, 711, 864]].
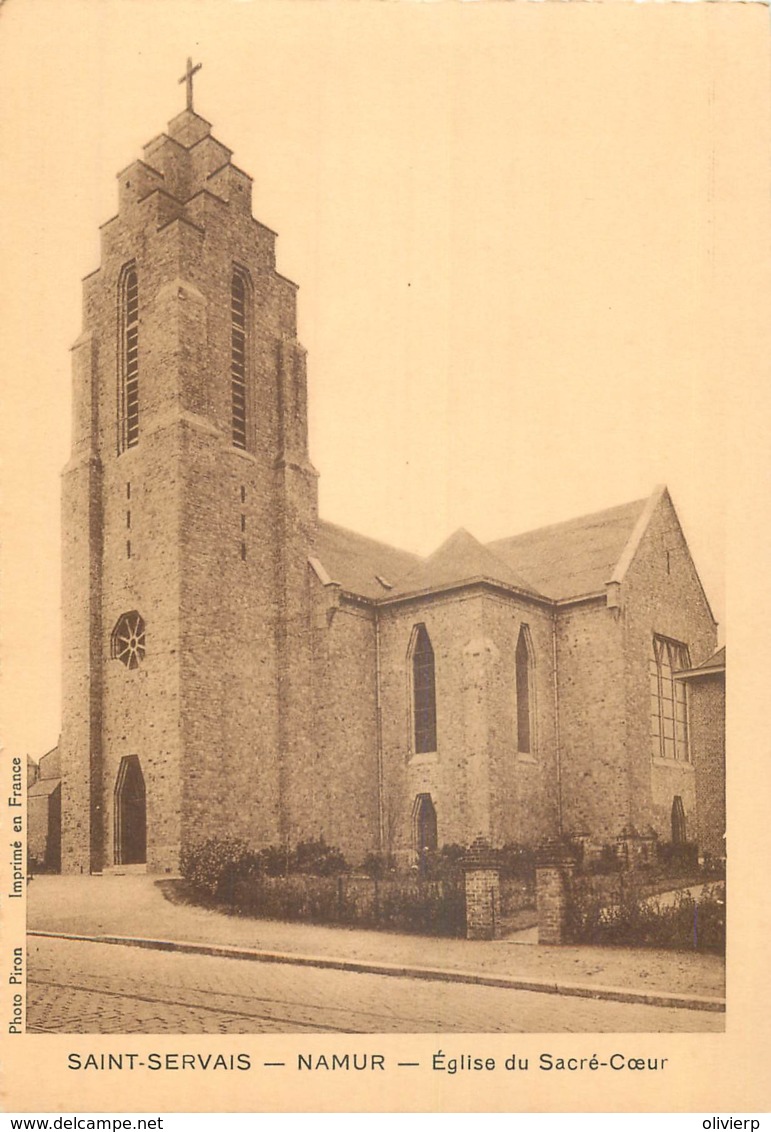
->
[[0, 0, 766, 762]]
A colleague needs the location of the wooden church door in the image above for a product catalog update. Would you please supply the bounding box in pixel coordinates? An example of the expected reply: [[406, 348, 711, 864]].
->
[[115, 755, 147, 865]]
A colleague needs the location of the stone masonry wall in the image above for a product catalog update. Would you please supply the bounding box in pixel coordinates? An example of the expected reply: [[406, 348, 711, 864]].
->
[[306, 594, 380, 863], [378, 588, 558, 855], [620, 493, 717, 843], [61, 330, 103, 874], [686, 675, 725, 859], [555, 599, 627, 841], [481, 594, 559, 848]]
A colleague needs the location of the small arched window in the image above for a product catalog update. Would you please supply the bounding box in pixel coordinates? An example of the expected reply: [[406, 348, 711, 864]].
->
[[411, 624, 437, 754], [413, 793, 438, 853], [231, 268, 250, 449], [671, 795, 687, 844], [118, 264, 140, 452], [515, 625, 534, 754]]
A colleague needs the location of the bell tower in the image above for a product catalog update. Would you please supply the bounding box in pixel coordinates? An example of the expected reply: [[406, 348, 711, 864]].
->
[[61, 67, 318, 873]]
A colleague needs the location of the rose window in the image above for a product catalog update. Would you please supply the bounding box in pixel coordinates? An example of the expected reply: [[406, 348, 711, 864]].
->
[[111, 611, 146, 670]]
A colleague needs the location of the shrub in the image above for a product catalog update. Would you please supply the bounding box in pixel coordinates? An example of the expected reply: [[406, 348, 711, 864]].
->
[[256, 844, 290, 877], [181, 836, 349, 898], [292, 837, 347, 876], [180, 837, 256, 899], [568, 876, 725, 953], [582, 843, 622, 875], [497, 843, 537, 881], [657, 840, 699, 876], [361, 852, 395, 878], [699, 853, 726, 881], [419, 844, 466, 880], [373, 875, 466, 936]]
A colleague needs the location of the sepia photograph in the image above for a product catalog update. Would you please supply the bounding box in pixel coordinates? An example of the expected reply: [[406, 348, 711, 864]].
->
[[1, 0, 768, 1114]]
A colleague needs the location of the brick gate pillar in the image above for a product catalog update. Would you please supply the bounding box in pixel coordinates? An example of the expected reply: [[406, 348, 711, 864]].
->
[[461, 837, 500, 940], [535, 839, 579, 945]]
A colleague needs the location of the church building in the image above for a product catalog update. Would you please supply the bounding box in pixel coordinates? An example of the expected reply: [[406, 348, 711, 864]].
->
[[60, 79, 720, 875]]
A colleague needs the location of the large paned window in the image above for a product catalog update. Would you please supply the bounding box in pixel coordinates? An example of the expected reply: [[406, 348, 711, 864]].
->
[[119, 265, 140, 452], [649, 636, 690, 760], [411, 624, 437, 754], [515, 625, 533, 754], [231, 268, 249, 449]]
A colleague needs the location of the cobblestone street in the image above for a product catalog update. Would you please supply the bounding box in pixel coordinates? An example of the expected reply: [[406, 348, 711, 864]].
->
[[27, 936, 723, 1034]]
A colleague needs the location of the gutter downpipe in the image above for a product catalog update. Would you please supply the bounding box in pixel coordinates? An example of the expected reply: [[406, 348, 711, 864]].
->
[[375, 607, 385, 851], [552, 613, 563, 837]]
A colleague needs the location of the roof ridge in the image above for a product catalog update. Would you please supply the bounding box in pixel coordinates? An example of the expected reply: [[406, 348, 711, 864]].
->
[[488, 496, 649, 546], [394, 525, 542, 597]]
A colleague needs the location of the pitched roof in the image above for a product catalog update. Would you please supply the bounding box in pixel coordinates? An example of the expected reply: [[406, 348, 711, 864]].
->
[[315, 520, 422, 600], [315, 493, 654, 604], [676, 645, 725, 680], [487, 497, 649, 601], [28, 778, 60, 798], [390, 528, 541, 597]]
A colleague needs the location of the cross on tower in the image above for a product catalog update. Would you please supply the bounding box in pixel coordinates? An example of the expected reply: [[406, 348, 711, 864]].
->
[[178, 57, 202, 112]]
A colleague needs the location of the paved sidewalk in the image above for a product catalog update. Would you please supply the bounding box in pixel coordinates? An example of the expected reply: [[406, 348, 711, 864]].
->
[[27, 874, 725, 1008]]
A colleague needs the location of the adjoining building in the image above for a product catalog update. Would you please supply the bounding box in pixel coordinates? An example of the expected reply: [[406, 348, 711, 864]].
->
[[28, 745, 61, 872], [59, 92, 722, 875], [675, 647, 726, 862]]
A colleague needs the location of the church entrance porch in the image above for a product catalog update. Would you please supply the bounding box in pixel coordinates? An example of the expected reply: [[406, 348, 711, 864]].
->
[[114, 755, 147, 865]]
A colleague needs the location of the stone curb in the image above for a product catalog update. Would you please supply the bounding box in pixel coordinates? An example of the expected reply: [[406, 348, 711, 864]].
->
[[28, 930, 725, 1014]]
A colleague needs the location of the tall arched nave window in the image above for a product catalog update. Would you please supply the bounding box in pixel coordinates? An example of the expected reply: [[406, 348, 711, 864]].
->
[[516, 624, 534, 755], [411, 624, 437, 754]]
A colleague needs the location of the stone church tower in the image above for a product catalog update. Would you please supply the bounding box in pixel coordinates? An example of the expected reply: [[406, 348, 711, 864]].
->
[[61, 83, 318, 873]]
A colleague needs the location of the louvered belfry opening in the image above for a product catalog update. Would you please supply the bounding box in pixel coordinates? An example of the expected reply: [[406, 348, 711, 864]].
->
[[231, 269, 248, 449], [119, 265, 140, 452]]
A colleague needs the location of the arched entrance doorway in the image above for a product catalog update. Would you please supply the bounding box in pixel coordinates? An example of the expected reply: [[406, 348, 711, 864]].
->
[[413, 793, 438, 855], [114, 755, 146, 865]]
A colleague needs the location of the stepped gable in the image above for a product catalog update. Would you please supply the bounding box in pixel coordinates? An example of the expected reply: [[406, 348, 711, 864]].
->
[[488, 497, 648, 601], [388, 527, 541, 598], [114, 107, 258, 235]]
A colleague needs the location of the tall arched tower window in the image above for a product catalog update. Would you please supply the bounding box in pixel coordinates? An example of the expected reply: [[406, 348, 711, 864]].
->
[[411, 624, 437, 754], [118, 264, 140, 452], [231, 267, 250, 449], [515, 624, 534, 754]]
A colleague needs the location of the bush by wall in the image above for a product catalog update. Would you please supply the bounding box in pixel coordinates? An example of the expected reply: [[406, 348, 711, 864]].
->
[[179, 837, 257, 899], [567, 876, 725, 953], [497, 843, 537, 882], [181, 836, 466, 937], [227, 872, 465, 936]]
